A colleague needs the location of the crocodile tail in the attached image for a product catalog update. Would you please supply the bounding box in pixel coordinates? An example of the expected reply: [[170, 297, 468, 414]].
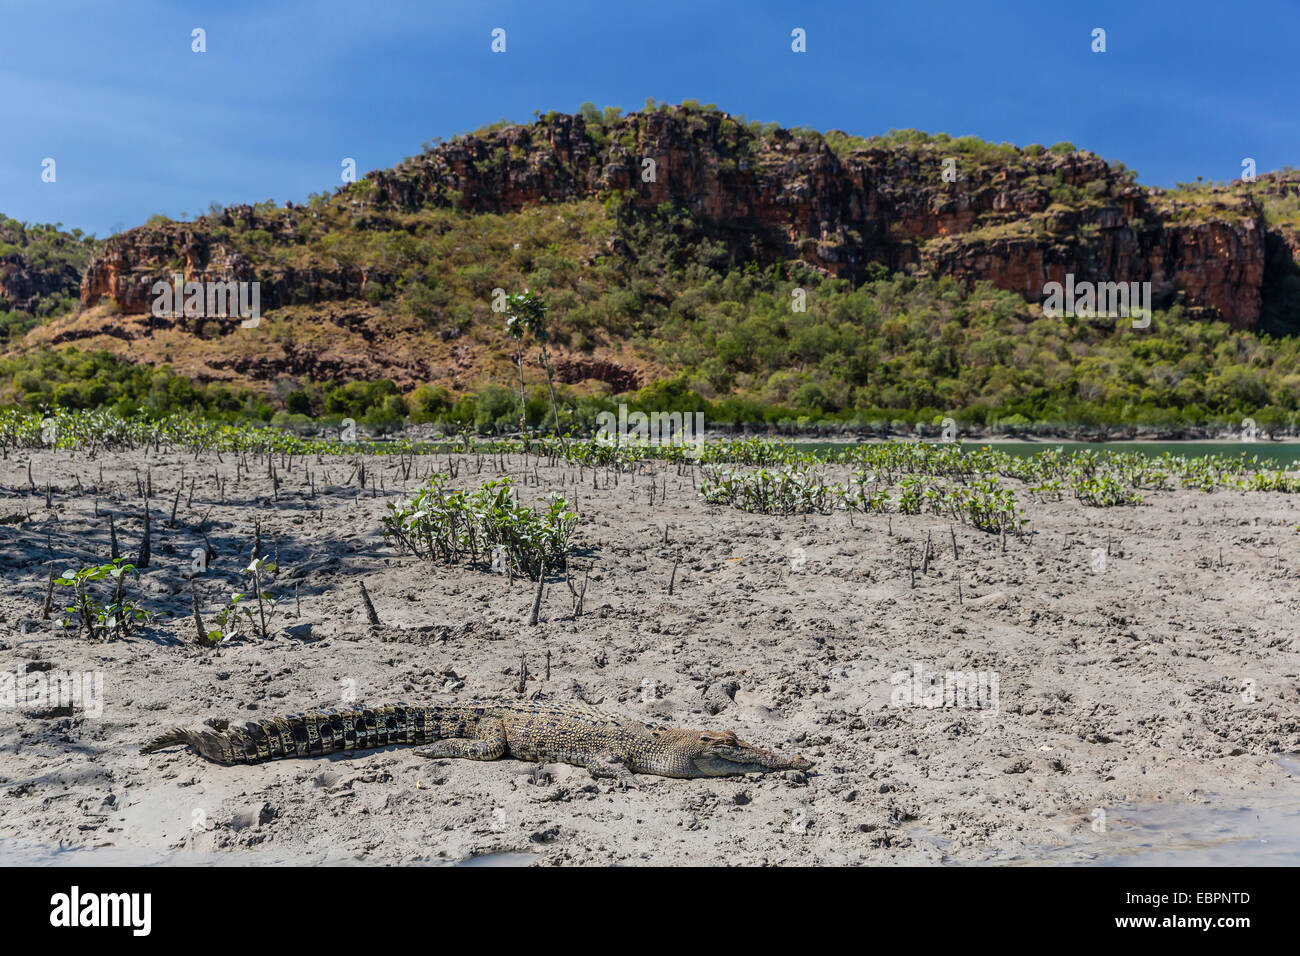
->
[[140, 704, 453, 765], [140, 729, 191, 754], [140, 727, 242, 764]]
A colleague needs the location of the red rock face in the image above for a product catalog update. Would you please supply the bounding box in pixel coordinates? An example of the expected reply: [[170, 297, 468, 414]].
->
[[80, 107, 1279, 329], [78, 208, 384, 318], [2, 253, 80, 314], [553, 356, 640, 391]]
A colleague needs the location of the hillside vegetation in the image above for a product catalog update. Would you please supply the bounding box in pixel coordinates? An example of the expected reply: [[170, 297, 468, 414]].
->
[[0, 216, 100, 342], [5, 102, 1300, 433]]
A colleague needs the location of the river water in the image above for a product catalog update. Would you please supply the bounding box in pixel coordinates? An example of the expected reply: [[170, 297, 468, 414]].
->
[[791, 440, 1300, 466]]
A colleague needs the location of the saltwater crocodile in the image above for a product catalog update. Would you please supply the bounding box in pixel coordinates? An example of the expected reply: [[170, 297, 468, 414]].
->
[[141, 701, 813, 784]]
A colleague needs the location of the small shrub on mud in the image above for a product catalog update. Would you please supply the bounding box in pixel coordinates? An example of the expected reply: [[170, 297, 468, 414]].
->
[[699, 466, 835, 514], [382, 475, 577, 579]]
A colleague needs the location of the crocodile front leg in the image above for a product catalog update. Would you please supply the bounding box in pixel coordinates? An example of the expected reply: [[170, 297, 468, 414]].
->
[[414, 719, 508, 761], [584, 755, 639, 789]]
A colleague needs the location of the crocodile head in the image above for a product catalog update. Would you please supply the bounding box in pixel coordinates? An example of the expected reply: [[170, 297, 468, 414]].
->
[[689, 730, 814, 776]]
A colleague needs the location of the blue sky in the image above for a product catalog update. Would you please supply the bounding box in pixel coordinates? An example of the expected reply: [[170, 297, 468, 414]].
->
[[2, 0, 1296, 237]]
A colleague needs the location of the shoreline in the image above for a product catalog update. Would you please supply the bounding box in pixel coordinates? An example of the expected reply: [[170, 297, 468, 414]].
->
[[322, 421, 1300, 446], [778, 435, 1300, 446]]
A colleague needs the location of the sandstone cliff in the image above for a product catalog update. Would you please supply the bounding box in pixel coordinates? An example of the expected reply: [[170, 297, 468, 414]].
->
[[77, 106, 1286, 333], [0, 218, 95, 318]]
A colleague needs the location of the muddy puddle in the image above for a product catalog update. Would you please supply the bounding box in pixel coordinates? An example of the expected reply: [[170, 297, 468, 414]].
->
[[996, 755, 1300, 866]]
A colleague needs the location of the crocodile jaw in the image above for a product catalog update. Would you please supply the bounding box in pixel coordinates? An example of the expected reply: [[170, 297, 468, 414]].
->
[[692, 749, 815, 776]]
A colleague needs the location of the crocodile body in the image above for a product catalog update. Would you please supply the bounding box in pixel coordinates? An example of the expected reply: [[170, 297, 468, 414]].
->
[[141, 700, 813, 782]]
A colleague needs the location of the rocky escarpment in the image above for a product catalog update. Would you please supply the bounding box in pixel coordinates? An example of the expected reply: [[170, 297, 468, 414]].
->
[[0, 252, 80, 314], [77, 205, 380, 318], [0, 218, 95, 317], [361, 109, 1272, 328], [78, 105, 1288, 330]]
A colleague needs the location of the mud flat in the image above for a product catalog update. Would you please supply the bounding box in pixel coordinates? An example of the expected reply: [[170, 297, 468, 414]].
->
[[1, 448, 1299, 866]]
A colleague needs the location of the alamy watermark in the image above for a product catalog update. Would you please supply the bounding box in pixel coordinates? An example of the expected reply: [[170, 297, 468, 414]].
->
[[151, 273, 261, 328], [889, 662, 999, 715], [1, 669, 103, 718], [50, 886, 151, 936], [595, 404, 705, 457], [1042, 274, 1150, 329]]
